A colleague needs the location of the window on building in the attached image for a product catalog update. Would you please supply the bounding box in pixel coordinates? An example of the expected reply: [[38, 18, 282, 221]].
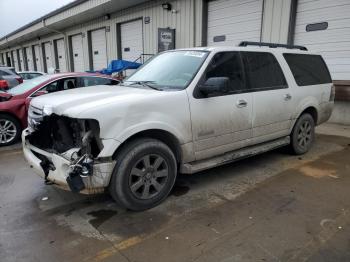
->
[[283, 54, 332, 86]]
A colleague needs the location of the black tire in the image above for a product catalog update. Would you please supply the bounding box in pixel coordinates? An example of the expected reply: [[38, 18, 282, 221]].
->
[[0, 114, 22, 146], [109, 138, 177, 211], [290, 113, 315, 155]]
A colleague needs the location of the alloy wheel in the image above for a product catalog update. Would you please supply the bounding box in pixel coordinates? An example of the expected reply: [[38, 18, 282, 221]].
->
[[297, 120, 312, 149], [0, 119, 17, 145]]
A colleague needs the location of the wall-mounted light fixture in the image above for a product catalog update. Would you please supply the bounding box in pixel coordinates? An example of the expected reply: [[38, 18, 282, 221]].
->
[[162, 2, 172, 11], [81, 33, 86, 38], [104, 14, 111, 20]]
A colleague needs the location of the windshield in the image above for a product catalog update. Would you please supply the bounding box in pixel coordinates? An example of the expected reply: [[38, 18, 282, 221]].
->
[[124, 50, 209, 90], [8, 75, 53, 95]]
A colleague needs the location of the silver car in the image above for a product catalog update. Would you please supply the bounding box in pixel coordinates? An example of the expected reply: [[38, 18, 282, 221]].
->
[[0, 67, 22, 90]]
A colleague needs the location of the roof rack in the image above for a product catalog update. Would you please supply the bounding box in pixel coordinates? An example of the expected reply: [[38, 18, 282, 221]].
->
[[238, 41, 308, 51]]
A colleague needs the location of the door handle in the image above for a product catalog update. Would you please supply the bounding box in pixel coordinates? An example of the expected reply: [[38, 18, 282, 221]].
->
[[284, 94, 292, 101], [236, 99, 248, 108]]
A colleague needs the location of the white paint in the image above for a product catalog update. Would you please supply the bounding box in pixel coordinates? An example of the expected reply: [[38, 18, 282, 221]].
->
[[43, 42, 54, 72], [207, 0, 263, 46], [11, 50, 19, 71], [19, 49, 25, 71], [121, 19, 143, 62], [294, 0, 350, 80], [33, 45, 43, 72], [90, 28, 107, 70], [55, 39, 67, 72], [25, 46, 35, 71], [71, 34, 85, 72]]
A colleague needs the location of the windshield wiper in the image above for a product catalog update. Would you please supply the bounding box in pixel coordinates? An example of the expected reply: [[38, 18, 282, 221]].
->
[[124, 81, 163, 91]]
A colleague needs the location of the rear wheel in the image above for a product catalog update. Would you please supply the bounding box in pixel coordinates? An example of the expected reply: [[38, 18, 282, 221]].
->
[[0, 115, 21, 146], [109, 138, 177, 211], [290, 113, 315, 155]]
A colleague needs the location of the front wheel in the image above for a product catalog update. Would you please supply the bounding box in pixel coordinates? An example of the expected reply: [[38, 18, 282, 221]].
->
[[109, 138, 177, 211], [290, 113, 315, 155], [0, 115, 21, 146]]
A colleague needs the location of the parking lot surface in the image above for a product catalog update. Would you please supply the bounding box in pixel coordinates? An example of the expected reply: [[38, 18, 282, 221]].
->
[[0, 123, 349, 262]]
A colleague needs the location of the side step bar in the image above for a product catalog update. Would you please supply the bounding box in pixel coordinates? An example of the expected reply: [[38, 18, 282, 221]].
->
[[180, 136, 290, 174]]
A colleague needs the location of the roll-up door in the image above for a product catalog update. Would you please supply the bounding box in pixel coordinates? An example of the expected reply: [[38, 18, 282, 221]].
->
[[25, 46, 34, 71], [43, 42, 54, 72], [33, 45, 43, 72], [11, 50, 19, 71], [18, 49, 25, 71], [294, 0, 350, 80], [207, 0, 263, 46], [71, 34, 85, 72], [55, 39, 67, 72], [90, 28, 107, 70], [121, 19, 143, 62]]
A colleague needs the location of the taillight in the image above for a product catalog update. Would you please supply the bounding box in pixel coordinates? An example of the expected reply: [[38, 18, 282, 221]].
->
[[16, 77, 23, 84], [330, 84, 335, 101], [0, 80, 8, 90]]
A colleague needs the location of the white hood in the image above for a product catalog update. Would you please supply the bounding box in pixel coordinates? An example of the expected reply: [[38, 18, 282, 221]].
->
[[31, 85, 159, 117]]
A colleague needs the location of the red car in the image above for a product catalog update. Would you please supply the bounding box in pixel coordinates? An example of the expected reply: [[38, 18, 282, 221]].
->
[[0, 73, 119, 146]]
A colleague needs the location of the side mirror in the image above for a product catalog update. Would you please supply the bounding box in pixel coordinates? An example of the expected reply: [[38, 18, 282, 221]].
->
[[32, 90, 48, 97], [199, 77, 230, 96]]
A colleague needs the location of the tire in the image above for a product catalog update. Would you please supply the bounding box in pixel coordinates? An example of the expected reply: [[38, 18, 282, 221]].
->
[[290, 113, 315, 155], [109, 138, 177, 211], [0, 114, 21, 146]]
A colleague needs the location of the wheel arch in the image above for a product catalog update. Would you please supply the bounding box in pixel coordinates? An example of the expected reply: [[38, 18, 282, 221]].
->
[[112, 129, 183, 164]]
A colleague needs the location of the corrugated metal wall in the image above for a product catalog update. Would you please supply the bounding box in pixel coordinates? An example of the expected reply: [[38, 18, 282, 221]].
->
[[0, 0, 292, 72]]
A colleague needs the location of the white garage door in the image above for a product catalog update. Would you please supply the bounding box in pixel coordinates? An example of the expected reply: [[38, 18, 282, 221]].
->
[[11, 50, 19, 71], [55, 39, 67, 72], [43, 42, 54, 72], [207, 0, 263, 46], [71, 34, 85, 72], [25, 47, 35, 71], [33, 45, 43, 72], [19, 49, 25, 70], [121, 19, 143, 62], [294, 0, 350, 80], [91, 28, 107, 70]]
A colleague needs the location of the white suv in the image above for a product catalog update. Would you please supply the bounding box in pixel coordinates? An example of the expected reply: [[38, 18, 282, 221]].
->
[[23, 42, 334, 210]]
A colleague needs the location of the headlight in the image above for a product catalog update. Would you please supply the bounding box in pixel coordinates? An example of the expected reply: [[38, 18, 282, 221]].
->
[[42, 105, 53, 116]]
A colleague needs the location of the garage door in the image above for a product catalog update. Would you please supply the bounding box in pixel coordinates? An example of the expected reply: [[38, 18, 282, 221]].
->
[[11, 50, 19, 71], [71, 34, 85, 72], [0, 53, 4, 65], [25, 47, 35, 71], [55, 39, 67, 72], [207, 0, 263, 46], [43, 42, 54, 72], [33, 45, 43, 72], [294, 0, 350, 80], [90, 28, 107, 70], [18, 49, 25, 70], [121, 19, 143, 62]]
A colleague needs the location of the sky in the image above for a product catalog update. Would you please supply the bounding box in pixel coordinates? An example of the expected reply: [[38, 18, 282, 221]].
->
[[0, 0, 74, 37]]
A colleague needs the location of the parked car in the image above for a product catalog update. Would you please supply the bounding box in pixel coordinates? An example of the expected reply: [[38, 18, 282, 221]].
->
[[18, 71, 46, 81], [0, 72, 119, 146], [0, 67, 23, 90], [23, 42, 334, 211]]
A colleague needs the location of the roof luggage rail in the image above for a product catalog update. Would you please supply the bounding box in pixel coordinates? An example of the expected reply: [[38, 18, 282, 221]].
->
[[238, 41, 308, 51]]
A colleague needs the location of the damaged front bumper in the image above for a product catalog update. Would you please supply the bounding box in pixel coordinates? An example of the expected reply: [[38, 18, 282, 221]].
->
[[22, 128, 117, 195]]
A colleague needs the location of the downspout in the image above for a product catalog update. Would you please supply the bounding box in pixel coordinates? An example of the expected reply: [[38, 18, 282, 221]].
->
[[42, 18, 71, 72]]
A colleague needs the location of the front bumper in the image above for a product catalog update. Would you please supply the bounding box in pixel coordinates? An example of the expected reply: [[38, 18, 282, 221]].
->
[[22, 128, 116, 194]]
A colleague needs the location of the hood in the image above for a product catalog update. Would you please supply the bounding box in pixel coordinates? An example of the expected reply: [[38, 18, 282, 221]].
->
[[30, 85, 160, 116], [0, 91, 12, 102]]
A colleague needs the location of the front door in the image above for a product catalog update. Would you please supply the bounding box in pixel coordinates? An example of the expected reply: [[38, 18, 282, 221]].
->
[[189, 51, 253, 161]]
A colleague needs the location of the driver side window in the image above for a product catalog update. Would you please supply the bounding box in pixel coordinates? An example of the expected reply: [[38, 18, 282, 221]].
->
[[42, 81, 58, 93], [204, 52, 245, 94]]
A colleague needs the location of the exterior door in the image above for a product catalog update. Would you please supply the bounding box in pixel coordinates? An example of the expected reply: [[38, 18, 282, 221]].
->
[[71, 34, 85, 72], [34, 45, 43, 72], [26, 47, 34, 71], [207, 0, 263, 46], [11, 50, 19, 71], [43, 42, 54, 72], [241, 51, 294, 143], [90, 28, 107, 70], [19, 49, 25, 71], [55, 39, 67, 72], [189, 51, 253, 160]]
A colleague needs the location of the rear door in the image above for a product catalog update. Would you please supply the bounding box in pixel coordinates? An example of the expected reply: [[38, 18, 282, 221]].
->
[[55, 39, 67, 72], [189, 51, 253, 160], [26, 47, 35, 71], [33, 45, 43, 72], [241, 52, 293, 143], [71, 34, 85, 72], [90, 28, 108, 70], [43, 42, 54, 72]]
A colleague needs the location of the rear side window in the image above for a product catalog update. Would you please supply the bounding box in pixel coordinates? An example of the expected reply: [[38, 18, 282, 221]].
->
[[242, 52, 287, 90], [283, 54, 332, 86]]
